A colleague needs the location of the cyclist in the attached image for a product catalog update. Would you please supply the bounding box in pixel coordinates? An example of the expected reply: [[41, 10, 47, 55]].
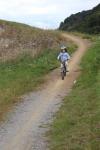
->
[[57, 46, 70, 72]]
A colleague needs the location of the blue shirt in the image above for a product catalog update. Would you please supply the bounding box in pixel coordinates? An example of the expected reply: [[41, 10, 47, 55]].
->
[[57, 52, 70, 62]]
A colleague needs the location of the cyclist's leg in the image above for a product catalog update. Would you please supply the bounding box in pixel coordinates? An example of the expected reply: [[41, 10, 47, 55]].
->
[[60, 63, 63, 72], [65, 61, 69, 72]]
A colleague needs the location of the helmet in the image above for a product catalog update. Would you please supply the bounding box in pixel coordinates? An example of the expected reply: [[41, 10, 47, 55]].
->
[[61, 45, 66, 50]]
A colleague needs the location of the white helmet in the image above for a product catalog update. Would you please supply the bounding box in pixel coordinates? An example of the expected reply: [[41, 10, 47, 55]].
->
[[61, 45, 66, 50]]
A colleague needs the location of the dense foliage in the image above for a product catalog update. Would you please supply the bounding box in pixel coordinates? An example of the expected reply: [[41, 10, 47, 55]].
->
[[59, 4, 100, 34]]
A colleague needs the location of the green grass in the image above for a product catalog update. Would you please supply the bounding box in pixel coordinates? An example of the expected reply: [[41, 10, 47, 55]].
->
[[70, 32, 95, 41], [48, 36, 100, 150], [0, 45, 75, 121], [0, 49, 58, 119]]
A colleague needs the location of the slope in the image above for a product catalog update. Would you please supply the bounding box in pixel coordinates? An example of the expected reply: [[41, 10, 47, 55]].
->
[[0, 33, 89, 150]]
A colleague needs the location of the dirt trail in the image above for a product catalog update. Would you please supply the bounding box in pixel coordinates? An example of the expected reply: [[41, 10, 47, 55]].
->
[[0, 34, 90, 150]]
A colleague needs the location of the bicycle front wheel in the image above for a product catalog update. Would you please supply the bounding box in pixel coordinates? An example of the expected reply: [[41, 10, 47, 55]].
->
[[61, 71, 64, 80]]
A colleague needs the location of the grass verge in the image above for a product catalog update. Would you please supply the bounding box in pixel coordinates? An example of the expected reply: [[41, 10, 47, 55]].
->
[[0, 44, 75, 121], [48, 36, 100, 150]]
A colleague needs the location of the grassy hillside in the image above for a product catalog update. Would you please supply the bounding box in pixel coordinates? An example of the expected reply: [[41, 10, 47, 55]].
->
[[0, 20, 76, 121], [0, 19, 66, 61], [48, 35, 100, 149], [59, 4, 100, 34]]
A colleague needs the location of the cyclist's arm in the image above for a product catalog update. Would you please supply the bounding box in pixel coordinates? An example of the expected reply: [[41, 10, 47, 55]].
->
[[57, 53, 62, 60]]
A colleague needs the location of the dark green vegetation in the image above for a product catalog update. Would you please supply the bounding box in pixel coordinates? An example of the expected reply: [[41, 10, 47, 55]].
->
[[49, 36, 100, 150], [59, 4, 100, 34]]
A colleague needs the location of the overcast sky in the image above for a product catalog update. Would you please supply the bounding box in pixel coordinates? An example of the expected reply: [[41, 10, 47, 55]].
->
[[0, 0, 99, 29]]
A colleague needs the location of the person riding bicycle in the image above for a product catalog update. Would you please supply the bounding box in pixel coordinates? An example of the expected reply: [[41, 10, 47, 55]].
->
[[57, 46, 70, 72]]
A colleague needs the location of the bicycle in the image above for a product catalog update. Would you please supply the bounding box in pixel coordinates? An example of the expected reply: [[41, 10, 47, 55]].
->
[[61, 61, 67, 80]]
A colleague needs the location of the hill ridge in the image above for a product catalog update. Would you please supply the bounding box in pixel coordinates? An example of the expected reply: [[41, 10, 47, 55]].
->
[[59, 4, 100, 34]]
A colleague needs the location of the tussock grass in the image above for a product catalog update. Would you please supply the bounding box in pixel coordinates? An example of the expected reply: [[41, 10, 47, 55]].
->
[[0, 19, 67, 61], [48, 36, 100, 150]]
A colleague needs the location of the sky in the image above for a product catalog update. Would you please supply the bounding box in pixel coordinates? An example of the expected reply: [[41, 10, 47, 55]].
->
[[0, 0, 99, 29]]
